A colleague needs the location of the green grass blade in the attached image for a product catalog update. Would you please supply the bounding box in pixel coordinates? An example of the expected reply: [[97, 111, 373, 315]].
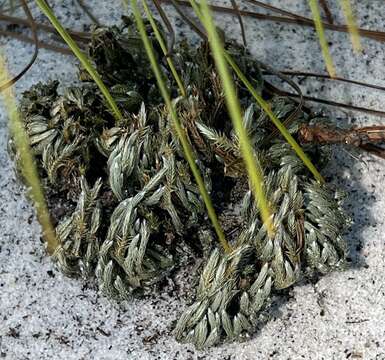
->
[[186, 0, 323, 183], [141, 0, 186, 97], [0, 55, 58, 254], [224, 54, 324, 183], [340, 0, 362, 52], [308, 0, 336, 78], [35, 0, 123, 121], [189, 0, 274, 237], [130, 0, 231, 253]]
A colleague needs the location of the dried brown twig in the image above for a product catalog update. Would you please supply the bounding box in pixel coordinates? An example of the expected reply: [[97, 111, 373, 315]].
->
[[76, 0, 100, 26], [230, 0, 247, 46], [0, 12, 91, 42], [279, 70, 385, 93], [2, 1, 385, 121], [0, 0, 37, 91], [0, 3, 91, 57], [152, 0, 176, 57], [278, 88, 385, 118], [161, 0, 385, 43], [0, 29, 73, 54], [319, 0, 334, 24]]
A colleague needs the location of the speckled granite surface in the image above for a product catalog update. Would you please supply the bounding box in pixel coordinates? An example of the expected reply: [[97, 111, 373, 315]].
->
[[1, 1, 385, 359]]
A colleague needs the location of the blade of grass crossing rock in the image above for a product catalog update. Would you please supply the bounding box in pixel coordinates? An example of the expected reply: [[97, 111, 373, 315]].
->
[[130, 0, 232, 253]]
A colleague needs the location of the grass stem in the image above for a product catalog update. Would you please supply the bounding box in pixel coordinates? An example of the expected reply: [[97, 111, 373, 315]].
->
[[0, 55, 58, 254], [131, 0, 231, 253], [308, 0, 336, 78], [35, 0, 123, 121], [189, 0, 274, 237], [340, 0, 362, 52], [224, 54, 324, 183], [140, 0, 186, 96]]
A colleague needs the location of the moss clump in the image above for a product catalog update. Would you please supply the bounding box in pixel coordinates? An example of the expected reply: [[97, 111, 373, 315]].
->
[[12, 18, 349, 348]]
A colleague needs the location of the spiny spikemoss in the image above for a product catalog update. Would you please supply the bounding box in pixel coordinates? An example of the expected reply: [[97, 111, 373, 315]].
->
[[11, 18, 350, 348]]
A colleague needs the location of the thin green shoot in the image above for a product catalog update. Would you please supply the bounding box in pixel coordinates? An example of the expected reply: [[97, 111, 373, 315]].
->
[[141, 0, 186, 96], [224, 54, 324, 183], [188, 0, 323, 183], [35, 0, 123, 121], [0, 55, 58, 254], [308, 0, 336, 78], [130, 0, 231, 253], [340, 0, 362, 52], [190, 0, 274, 237]]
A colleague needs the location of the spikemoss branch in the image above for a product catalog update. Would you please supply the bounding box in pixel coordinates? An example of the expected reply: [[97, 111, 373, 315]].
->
[[186, 0, 323, 183], [189, 0, 274, 237], [130, 0, 231, 253], [224, 54, 324, 183]]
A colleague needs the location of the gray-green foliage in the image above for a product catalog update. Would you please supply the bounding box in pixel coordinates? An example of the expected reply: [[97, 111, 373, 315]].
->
[[174, 100, 348, 347], [54, 177, 102, 277], [12, 18, 349, 348]]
